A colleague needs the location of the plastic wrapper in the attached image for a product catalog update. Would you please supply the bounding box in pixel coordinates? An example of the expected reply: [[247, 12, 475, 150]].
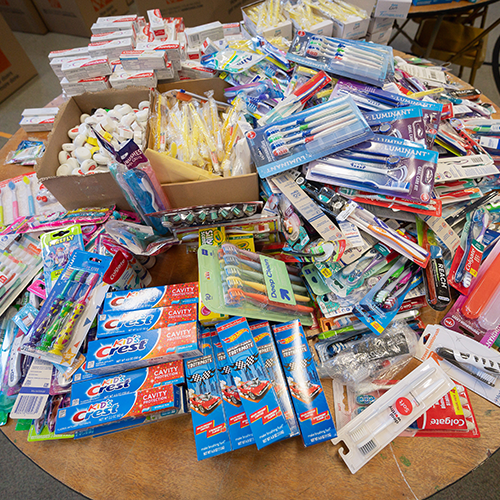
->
[[6, 140, 45, 166]]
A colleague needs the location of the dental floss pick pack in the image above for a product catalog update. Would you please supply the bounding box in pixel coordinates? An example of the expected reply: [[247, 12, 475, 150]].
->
[[332, 358, 454, 473]]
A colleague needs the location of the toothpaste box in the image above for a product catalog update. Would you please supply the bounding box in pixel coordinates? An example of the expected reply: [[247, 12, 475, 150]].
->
[[185, 329, 232, 460], [70, 361, 185, 405], [147, 9, 167, 39], [97, 303, 198, 338], [178, 62, 217, 80], [216, 317, 291, 450], [88, 38, 135, 60], [223, 23, 241, 36], [249, 320, 300, 437], [56, 383, 181, 434], [184, 21, 224, 49], [102, 283, 199, 313], [120, 50, 168, 71], [60, 76, 110, 97], [61, 57, 112, 83], [91, 19, 137, 35], [90, 29, 137, 44], [19, 116, 55, 132], [109, 69, 157, 89], [136, 41, 181, 70], [211, 331, 255, 450], [85, 321, 202, 375], [48, 46, 89, 60], [272, 320, 336, 446], [156, 62, 176, 81]]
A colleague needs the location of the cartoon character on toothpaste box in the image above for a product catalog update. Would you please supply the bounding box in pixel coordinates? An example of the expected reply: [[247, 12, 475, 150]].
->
[[216, 317, 292, 450]]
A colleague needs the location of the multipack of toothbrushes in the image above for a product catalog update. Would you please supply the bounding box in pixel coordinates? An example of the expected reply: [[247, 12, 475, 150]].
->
[[272, 320, 336, 446], [286, 32, 390, 87], [417, 325, 500, 408], [249, 320, 300, 437], [102, 282, 198, 313], [0, 234, 43, 317], [185, 328, 233, 460], [216, 316, 292, 449], [97, 303, 198, 338], [331, 78, 443, 148], [211, 330, 256, 450], [246, 95, 373, 178], [40, 225, 85, 293], [85, 320, 202, 375], [20, 250, 116, 367], [56, 382, 182, 434], [69, 361, 185, 405], [306, 135, 438, 202], [442, 239, 500, 346], [332, 358, 454, 474], [198, 243, 314, 325]]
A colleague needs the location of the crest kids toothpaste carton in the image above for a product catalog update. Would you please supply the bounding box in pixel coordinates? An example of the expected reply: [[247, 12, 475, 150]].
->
[[249, 320, 300, 438], [211, 331, 255, 450], [216, 317, 292, 450], [102, 282, 199, 313], [70, 361, 184, 405], [184, 328, 232, 460], [97, 303, 198, 338], [56, 383, 181, 433], [272, 320, 337, 446], [85, 321, 202, 375]]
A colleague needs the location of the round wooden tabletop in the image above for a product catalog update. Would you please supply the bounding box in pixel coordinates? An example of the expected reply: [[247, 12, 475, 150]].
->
[[409, 0, 500, 18], [1, 71, 500, 500]]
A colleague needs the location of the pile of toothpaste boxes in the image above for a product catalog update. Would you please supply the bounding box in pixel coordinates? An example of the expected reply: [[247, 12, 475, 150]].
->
[[55, 282, 200, 437], [48, 12, 244, 96]]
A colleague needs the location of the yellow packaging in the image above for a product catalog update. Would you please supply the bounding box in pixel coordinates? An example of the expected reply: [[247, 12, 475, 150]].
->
[[198, 227, 226, 247], [226, 233, 255, 252]]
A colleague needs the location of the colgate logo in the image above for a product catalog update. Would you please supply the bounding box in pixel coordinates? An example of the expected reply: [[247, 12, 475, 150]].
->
[[95, 335, 148, 359]]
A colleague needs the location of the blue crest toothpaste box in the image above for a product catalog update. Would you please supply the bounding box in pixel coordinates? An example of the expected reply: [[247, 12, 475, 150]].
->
[[85, 321, 202, 375], [272, 320, 337, 446], [211, 331, 255, 450], [184, 329, 232, 460], [249, 320, 300, 438], [56, 383, 182, 434], [216, 317, 291, 450], [70, 361, 185, 405], [97, 304, 198, 338], [102, 282, 198, 313]]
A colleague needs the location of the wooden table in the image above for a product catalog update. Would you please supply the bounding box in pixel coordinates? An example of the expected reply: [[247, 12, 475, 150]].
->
[[1, 79, 500, 500], [391, 0, 500, 60]]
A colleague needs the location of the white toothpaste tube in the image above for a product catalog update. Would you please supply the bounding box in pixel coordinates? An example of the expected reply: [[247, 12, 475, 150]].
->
[[61, 57, 112, 83], [88, 38, 135, 60]]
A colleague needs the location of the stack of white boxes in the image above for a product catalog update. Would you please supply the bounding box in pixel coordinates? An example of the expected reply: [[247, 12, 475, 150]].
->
[[365, 16, 394, 45], [47, 12, 248, 96]]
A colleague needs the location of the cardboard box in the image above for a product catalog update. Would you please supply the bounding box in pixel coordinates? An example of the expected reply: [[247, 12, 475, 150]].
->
[[32, 0, 129, 37], [368, 16, 394, 33], [365, 25, 392, 44], [0, 13, 37, 104], [374, 0, 411, 19], [331, 16, 369, 40], [242, 1, 293, 40], [0, 0, 47, 34], [135, 0, 249, 27]]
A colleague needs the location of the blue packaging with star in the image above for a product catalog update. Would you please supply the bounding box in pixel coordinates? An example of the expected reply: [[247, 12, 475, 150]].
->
[[211, 331, 255, 450], [216, 316, 291, 449], [184, 328, 232, 460], [272, 320, 336, 446], [249, 320, 300, 438]]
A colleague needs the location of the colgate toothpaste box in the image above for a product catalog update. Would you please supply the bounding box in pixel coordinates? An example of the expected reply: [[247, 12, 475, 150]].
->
[[216, 317, 291, 450], [97, 303, 198, 338], [102, 282, 198, 313], [272, 320, 336, 447], [211, 331, 255, 450], [70, 361, 184, 405], [185, 328, 232, 460], [56, 384, 181, 434], [249, 321, 300, 438], [85, 321, 202, 375]]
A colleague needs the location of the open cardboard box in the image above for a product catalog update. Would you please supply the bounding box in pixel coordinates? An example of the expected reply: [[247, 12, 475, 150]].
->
[[37, 79, 259, 211]]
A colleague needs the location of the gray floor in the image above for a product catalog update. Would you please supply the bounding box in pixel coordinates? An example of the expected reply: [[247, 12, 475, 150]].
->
[[2, 7, 500, 500]]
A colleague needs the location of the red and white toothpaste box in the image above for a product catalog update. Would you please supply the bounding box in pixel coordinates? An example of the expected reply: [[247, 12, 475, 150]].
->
[[102, 283, 199, 313], [120, 50, 168, 71], [147, 9, 167, 40], [19, 116, 55, 132], [136, 41, 181, 70], [90, 29, 137, 44], [156, 62, 176, 81], [223, 23, 241, 36], [88, 38, 135, 60], [97, 303, 198, 338], [48, 46, 88, 60], [85, 321, 202, 375], [61, 57, 112, 83], [109, 69, 157, 89], [178, 62, 217, 80]]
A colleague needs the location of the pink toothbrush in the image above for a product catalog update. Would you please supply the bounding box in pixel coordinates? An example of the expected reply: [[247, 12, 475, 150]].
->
[[8, 181, 18, 220]]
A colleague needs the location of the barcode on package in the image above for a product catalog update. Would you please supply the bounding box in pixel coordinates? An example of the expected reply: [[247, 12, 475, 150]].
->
[[12, 395, 44, 417]]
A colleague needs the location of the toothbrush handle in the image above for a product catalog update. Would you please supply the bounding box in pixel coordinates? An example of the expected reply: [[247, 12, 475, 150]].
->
[[28, 195, 35, 217], [12, 201, 19, 220], [0, 206, 3, 226]]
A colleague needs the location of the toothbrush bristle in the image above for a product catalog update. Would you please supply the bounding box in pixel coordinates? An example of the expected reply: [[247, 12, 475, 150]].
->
[[349, 425, 370, 442], [359, 439, 377, 456]]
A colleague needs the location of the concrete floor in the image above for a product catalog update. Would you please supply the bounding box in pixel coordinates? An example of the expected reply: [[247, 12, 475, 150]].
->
[[1, 5, 500, 500]]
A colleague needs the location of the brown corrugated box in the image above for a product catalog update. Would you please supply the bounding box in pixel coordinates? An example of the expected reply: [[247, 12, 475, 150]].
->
[[32, 0, 128, 37], [0, 13, 38, 103], [0, 0, 47, 34], [36, 80, 259, 211]]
